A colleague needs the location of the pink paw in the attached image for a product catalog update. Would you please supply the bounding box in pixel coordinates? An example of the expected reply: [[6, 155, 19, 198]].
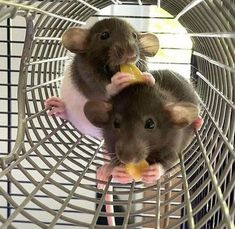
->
[[106, 72, 134, 97], [141, 163, 164, 184], [141, 72, 155, 86], [111, 165, 133, 184], [194, 116, 203, 130], [44, 97, 67, 119], [96, 164, 113, 189], [106, 71, 156, 97], [97, 164, 133, 187]]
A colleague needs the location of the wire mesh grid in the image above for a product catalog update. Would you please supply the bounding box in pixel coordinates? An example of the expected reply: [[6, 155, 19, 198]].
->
[[0, 0, 234, 228]]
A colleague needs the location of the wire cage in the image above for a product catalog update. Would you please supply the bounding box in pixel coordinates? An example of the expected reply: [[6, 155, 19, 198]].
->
[[0, 0, 234, 228]]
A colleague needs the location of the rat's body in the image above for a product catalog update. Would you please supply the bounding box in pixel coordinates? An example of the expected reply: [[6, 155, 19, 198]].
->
[[85, 70, 201, 181], [45, 18, 159, 138]]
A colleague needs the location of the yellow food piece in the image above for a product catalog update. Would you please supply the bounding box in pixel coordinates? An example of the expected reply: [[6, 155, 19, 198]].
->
[[120, 63, 144, 82], [125, 160, 149, 181]]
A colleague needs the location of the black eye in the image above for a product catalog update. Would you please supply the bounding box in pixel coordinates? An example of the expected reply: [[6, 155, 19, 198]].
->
[[114, 118, 120, 129], [100, 31, 110, 40], [145, 118, 155, 129], [132, 32, 138, 39]]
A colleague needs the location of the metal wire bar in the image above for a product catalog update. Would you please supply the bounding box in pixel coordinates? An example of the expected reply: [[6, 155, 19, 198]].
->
[[18, 158, 97, 212], [27, 56, 69, 66], [110, 0, 122, 4], [89, 176, 113, 228], [196, 72, 234, 108], [4, 169, 91, 227], [0, 185, 48, 229], [179, 153, 195, 229], [199, 100, 235, 158], [0, 14, 34, 166], [48, 141, 104, 228], [0, 0, 85, 25], [188, 32, 235, 38], [193, 51, 235, 73], [0, 4, 17, 22], [123, 181, 135, 228], [157, 0, 161, 8], [175, 0, 205, 20], [1, 137, 84, 228], [155, 180, 161, 229], [34, 36, 62, 41], [76, 0, 100, 12], [195, 131, 234, 229], [26, 76, 63, 92], [0, 122, 66, 178], [25, 107, 48, 121]]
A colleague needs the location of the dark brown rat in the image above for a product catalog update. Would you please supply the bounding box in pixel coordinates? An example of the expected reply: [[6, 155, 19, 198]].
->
[[45, 18, 159, 138], [84, 70, 200, 176], [62, 17, 159, 100]]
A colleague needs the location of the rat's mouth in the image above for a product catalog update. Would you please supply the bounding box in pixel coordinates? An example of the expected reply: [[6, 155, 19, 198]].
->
[[104, 64, 117, 78], [118, 54, 138, 66], [107, 56, 139, 74], [125, 54, 138, 64]]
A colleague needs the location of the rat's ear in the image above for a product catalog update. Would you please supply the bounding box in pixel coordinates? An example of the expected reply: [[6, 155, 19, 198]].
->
[[84, 101, 112, 128], [164, 102, 199, 128], [139, 33, 160, 57], [62, 27, 89, 53]]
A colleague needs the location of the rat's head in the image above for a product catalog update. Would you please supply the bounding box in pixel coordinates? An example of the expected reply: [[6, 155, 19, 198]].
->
[[62, 18, 159, 78], [84, 85, 199, 165]]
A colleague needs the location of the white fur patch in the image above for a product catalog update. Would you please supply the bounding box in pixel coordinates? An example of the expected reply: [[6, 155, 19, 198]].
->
[[60, 66, 102, 138]]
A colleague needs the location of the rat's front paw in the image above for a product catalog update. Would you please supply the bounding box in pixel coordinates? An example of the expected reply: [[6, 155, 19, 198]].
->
[[141, 163, 164, 184], [45, 97, 68, 120], [141, 72, 155, 86], [106, 72, 134, 97], [111, 165, 133, 184]]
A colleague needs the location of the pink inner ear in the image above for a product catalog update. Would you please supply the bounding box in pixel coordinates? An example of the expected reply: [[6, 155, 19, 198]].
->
[[165, 103, 199, 127], [139, 33, 160, 57], [62, 28, 89, 53]]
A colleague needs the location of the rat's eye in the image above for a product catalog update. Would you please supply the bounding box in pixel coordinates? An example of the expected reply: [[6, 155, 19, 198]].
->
[[113, 118, 121, 129], [100, 31, 110, 40], [145, 118, 155, 129]]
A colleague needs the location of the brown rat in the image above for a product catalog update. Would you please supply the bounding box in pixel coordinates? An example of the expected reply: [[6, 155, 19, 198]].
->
[[64, 18, 159, 100], [84, 70, 201, 183], [45, 18, 159, 138]]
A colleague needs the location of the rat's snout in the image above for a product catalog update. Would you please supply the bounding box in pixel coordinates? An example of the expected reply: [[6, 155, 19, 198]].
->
[[115, 139, 147, 164], [111, 41, 138, 65]]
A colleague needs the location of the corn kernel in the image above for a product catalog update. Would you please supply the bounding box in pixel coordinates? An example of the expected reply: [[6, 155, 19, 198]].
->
[[120, 63, 144, 82], [125, 160, 149, 181]]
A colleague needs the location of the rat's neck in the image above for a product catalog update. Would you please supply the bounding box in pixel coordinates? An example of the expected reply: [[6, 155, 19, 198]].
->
[[71, 54, 109, 100]]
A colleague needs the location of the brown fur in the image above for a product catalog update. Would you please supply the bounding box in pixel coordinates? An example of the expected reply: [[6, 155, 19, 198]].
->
[[62, 18, 159, 100], [84, 70, 200, 170]]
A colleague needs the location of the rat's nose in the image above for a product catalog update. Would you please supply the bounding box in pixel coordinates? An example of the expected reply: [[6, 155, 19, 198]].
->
[[115, 141, 145, 164], [113, 43, 138, 63]]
